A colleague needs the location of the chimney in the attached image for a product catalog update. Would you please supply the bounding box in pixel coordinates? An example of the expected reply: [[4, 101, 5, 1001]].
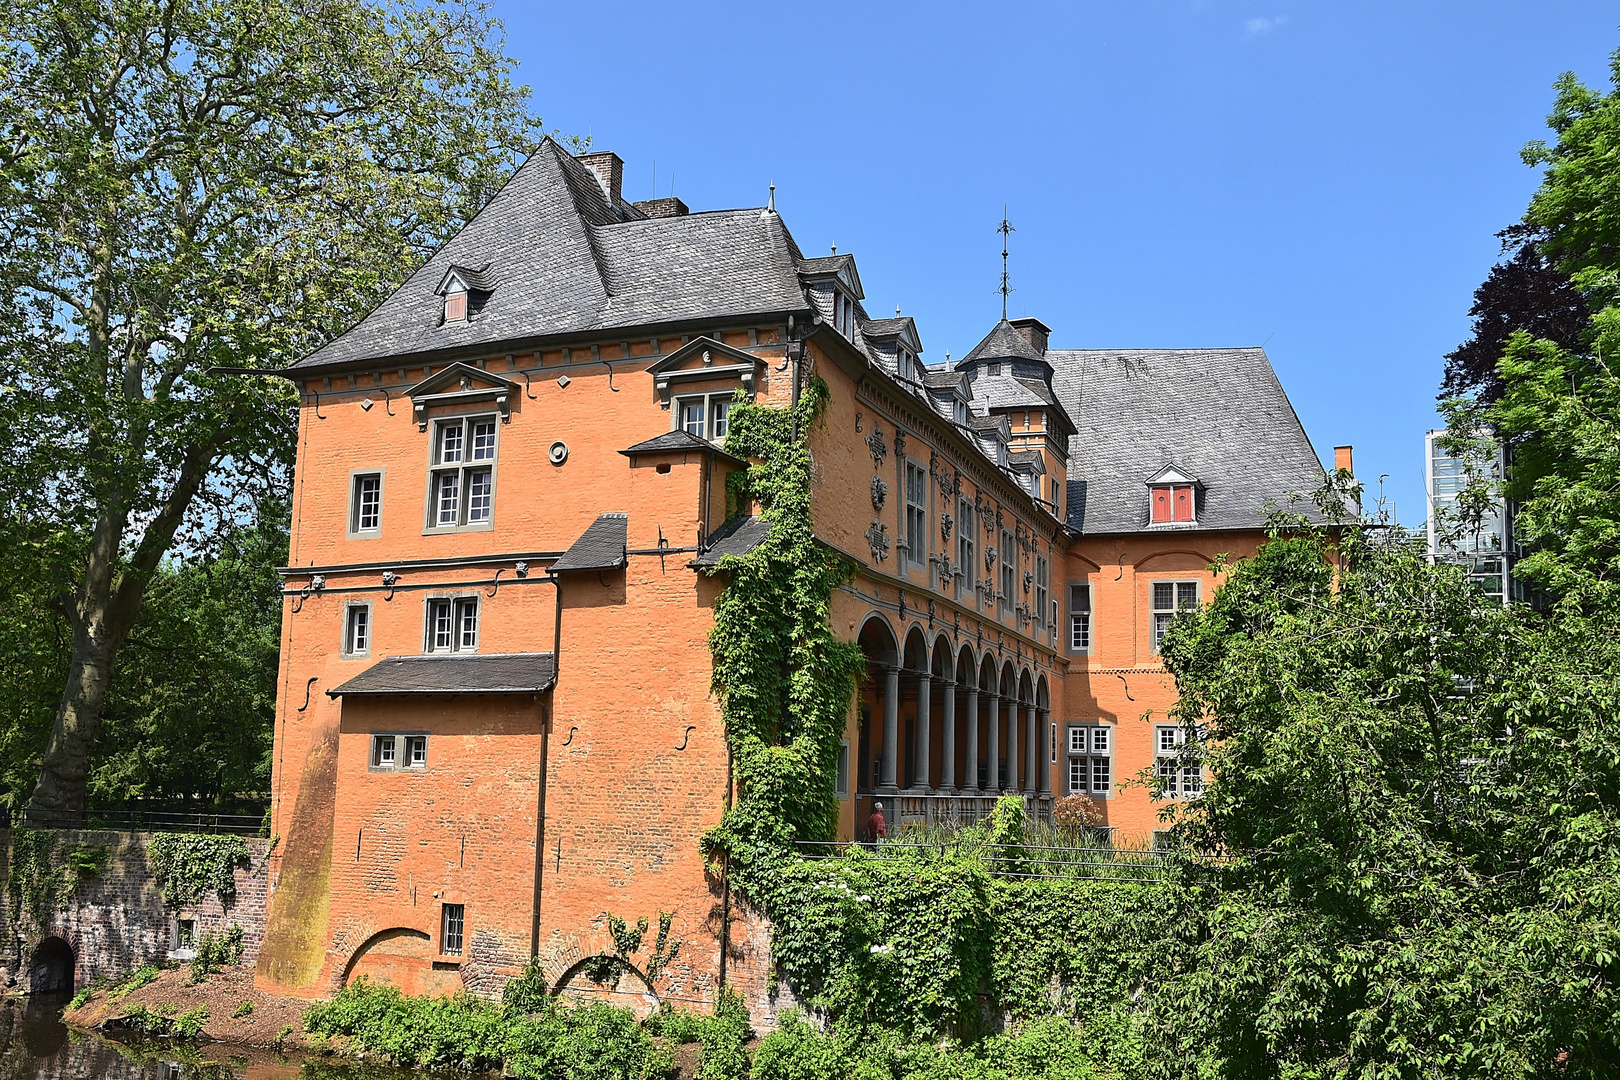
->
[[1333, 445, 1354, 476], [1009, 316, 1051, 354], [632, 196, 690, 219], [577, 151, 624, 205]]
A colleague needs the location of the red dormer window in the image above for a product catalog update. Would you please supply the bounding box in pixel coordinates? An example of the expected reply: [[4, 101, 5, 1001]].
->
[[1151, 484, 1195, 523]]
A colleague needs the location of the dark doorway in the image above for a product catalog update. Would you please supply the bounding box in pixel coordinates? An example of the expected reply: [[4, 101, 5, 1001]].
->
[[25, 938, 74, 995]]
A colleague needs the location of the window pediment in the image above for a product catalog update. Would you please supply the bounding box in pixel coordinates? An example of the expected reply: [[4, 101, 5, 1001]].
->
[[646, 336, 760, 407], [405, 362, 516, 429]]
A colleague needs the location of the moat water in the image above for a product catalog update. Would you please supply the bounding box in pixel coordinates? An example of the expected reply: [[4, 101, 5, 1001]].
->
[[0, 994, 434, 1079]]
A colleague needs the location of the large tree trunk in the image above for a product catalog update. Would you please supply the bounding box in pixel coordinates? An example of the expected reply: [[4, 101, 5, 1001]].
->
[[28, 614, 125, 817]]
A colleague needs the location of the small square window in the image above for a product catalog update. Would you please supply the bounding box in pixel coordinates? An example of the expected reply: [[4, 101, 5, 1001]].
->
[[406, 736, 427, 769], [344, 605, 371, 656], [372, 735, 398, 769], [427, 597, 478, 653], [442, 904, 465, 956]]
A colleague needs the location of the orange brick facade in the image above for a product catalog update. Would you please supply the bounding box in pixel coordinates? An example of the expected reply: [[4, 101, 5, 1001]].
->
[[255, 139, 1331, 1013]]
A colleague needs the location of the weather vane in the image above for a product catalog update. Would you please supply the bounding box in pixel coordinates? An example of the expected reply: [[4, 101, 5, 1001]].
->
[[998, 207, 1015, 320]]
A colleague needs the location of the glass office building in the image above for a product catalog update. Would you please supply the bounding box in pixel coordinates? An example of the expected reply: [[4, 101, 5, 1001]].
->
[[1425, 428, 1514, 604]]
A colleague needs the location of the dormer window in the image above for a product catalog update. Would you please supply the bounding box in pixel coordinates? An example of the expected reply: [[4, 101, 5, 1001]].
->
[[444, 286, 467, 323], [1147, 465, 1199, 524], [831, 291, 854, 338]]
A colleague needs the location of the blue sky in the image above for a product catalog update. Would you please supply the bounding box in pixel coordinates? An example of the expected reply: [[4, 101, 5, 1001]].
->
[[499, 1, 1620, 525]]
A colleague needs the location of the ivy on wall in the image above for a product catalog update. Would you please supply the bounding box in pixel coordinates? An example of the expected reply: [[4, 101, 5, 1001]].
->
[[146, 833, 249, 907], [702, 378, 866, 877], [3, 829, 107, 928]]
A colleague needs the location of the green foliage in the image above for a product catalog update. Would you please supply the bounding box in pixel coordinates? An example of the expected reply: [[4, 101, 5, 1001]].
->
[[188, 923, 245, 983], [69, 986, 94, 1010], [231, 999, 253, 1019], [305, 977, 672, 1079], [4, 828, 63, 924], [753, 1011, 1116, 1080], [502, 958, 552, 1016], [145, 833, 249, 907], [697, 986, 752, 1080], [645, 1005, 706, 1044], [174, 1006, 210, 1039], [704, 378, 868, 866], [108, 964, 159, 1003]]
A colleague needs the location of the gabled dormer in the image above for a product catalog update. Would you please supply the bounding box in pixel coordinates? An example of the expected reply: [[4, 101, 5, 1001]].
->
[[436, 263, 496, 325], [405, 362, 517, 429], [797, 254, 865, 342], [922, 368, 972, 426], [1146, 464, 1200, 524], [646, 337, 761, 442], [862, 315, 925, 385]]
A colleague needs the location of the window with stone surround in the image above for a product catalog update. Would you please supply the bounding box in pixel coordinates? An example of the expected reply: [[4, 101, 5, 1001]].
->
[[1069, 583, 1091, 653], [905, 461, 927, 566], [343, 604, 371, 657], [1067, 724, 1111, 796], [1152, 581, 1199, 652], [1155, 725, 1203, 798], [350, 472, 382, 535], [957, 498, 975, 599], [426, 596, 478, 653], [999, 529, 1014, 613], [428, 414, 497, 530]]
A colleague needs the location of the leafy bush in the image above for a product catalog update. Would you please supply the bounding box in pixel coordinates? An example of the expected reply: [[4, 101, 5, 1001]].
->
[[69, 986, 94, 1010], [697, 986, 751, 1080], [175, 1006, 210, 1038], [232, 999, 254, 1019], [189, 923, 245, 983], [646, 1004, 706, 1043], [108, 964, 159, 1002]]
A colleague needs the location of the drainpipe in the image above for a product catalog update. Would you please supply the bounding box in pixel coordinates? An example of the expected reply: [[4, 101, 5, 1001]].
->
[[530, 572, 562, 959]]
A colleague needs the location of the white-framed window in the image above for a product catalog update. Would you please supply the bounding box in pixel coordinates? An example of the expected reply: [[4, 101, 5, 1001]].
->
[[999, 529, 1015, 613], [1070, 583, 1092, 653], [1066, 724, 1111, 796], [674, 393, 734, 443], [1155, 725, 1203, 798], [957, 498, 975, 597], [1152, 581, 1199, 651], [350, 472, 382, 534], [372, 732, 429, 771], [837, 740, 850, 799], [428, 414, 497, 530], [1035, 555, 1049, 630], [426, 596, 479, 653], [170, 918, 198, 959], [441, 903, 465, 956], [344, 604, 371, 657], [904, 461, 927, 566]]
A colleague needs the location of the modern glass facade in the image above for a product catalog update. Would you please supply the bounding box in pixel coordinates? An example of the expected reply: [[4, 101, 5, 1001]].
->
[[1425, 428, 1514, 604]]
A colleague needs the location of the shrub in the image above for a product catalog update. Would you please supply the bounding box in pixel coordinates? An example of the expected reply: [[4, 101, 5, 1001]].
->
[[189, 923, 245, 983], [646, 1004, 706, 1044], [108, 964, 159, 1003], [174, 1006, 210, 1038], [232, 999, 254, 1019], [69, 986, 94, 1010], [697, 986, 751, 1080]]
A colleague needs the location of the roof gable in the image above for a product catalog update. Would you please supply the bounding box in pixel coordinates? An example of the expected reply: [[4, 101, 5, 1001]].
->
[[405, 362, 517, 428], [646, 336, 762, 405], [796, 253, 864, 299], [960, 319, 1044, 364], [1146, 464, 1199, 486]]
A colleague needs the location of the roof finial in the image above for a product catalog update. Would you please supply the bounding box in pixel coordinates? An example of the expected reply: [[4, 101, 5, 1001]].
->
[[831, 241, 836, 255], [896, 304, 901, 317], [768, 180, 776, 212], [998, 207, 1016, 321]]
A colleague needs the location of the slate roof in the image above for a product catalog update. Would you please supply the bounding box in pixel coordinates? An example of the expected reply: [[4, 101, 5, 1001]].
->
[[1048, 349, 1326, 534], [552, 513, 628, 572], [693, 516, 773, 567], [960, 319, 1044, 364], [620, 430, 747, 464], [294, 138, 809, 370], [328, 653, 556, 696]]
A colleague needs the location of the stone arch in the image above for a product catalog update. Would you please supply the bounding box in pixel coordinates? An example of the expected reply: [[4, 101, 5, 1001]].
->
[[857, 612, 899, 668], [1019, 669, 1035, 705], [901, 624, 930, 672], [930, 633, 953, 679], [24, 936, 73, 995], [342, 927, 458, 997], [1036, 674, 1050, 710], [550, 953, 661, 1018], [998, 661, 1016, 699], [956, 643, 977, 685]]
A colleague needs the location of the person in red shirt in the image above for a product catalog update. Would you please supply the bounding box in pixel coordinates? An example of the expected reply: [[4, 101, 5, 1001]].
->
[[866, 801, 887, 845]]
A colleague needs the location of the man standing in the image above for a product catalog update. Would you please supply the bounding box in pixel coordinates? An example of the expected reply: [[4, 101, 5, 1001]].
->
[[867, 800, 888, 845]]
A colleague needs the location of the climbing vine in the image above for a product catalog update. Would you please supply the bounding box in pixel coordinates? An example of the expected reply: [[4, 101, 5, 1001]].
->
[[582, 910, 682, 988], [702, 378, 866, 882], [145, 833, 249, 907], [4, 829, 106, 927]]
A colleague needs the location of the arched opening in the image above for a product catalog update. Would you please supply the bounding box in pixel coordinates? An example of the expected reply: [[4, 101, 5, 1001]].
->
[[25, 937, 74, 995], [342, 927, 457, 998], [855, 614, 900, 829], [1018, 669, 1037, 797], [1036, 675, 1053, 803], [997, 662, 1017, 791], [551, 953, 661, 1019]]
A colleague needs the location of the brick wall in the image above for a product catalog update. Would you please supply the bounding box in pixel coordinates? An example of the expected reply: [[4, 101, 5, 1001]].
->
[[0, 829, 270, 994]]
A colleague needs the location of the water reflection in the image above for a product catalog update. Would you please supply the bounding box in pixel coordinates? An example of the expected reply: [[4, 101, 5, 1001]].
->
[[0, 995, 428, 1079]]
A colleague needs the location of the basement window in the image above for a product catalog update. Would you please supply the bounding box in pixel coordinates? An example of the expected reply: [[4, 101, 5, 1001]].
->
[[170, 918, 198, 959]]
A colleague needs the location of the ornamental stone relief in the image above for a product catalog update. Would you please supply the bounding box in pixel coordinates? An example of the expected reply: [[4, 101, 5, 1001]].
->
[[866, 423, 887, 469], [871, 476, 888, 511], [865, 520, 891, 563], [941, 513, 953, 542]]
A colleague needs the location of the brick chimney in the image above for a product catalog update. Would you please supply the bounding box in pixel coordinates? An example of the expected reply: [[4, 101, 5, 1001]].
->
[[577, 151, 624, 205], [1009, 317, 1051, 354], [1334, 445, 1354, 476], [632, 196, 689, 219]]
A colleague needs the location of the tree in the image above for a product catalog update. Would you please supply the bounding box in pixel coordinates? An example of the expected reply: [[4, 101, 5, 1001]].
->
[[1149, 522, 1620, 1078], [0, 0, 542, 811], [1440, 225, 1586, 403]]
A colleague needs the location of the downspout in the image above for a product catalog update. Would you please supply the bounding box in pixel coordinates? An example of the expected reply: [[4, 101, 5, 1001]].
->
[[531, 571, 562, 958]]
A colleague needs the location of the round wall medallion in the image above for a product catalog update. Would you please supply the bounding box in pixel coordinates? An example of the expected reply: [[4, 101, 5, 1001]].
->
[[548, 441, 569, 465]]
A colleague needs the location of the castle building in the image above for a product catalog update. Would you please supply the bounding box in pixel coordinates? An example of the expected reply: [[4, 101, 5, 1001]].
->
[[255, 139, 1333, 1008]]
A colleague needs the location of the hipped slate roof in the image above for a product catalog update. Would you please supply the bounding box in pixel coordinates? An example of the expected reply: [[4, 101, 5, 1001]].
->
[[1048, 349, 1326, 534], [552, 513, 629, 572], [621, 430, 746, 464], [693, 516, 772, 566], [294, 138, 807, 369], [960, 319, 1044, 364], [329, 653, 556, 696]]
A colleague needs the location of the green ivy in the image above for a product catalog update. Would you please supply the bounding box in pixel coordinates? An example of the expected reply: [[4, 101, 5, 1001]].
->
[[145, 833, 248, 907], [3, 829, 105, 927], [702, 377, 866, 877]]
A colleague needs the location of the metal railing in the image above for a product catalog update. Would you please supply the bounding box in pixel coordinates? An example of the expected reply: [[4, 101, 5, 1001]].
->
[[9, 807, 267, 836], [792, 838, 1188, 883]]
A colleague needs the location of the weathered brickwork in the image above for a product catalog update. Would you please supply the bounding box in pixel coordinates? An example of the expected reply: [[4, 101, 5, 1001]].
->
[[0, 829, 269, 995]]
